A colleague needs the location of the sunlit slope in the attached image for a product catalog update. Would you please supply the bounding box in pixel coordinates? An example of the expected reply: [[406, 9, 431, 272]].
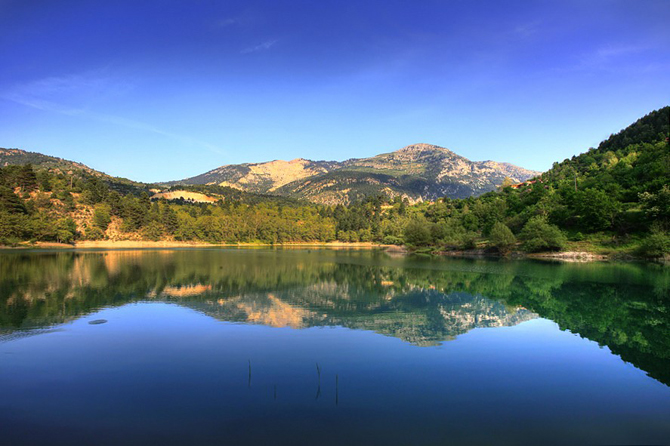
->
[[173, 143, 539, 204]]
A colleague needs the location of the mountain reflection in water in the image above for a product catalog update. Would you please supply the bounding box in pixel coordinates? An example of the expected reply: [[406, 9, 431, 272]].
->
[[1, 248, 669, 384]]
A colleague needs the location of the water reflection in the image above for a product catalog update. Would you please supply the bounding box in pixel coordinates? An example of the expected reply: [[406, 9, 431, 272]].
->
[[1, 248, 669, 385]]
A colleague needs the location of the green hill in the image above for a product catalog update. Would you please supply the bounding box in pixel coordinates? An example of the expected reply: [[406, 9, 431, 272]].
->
[[1, 107, 668, 257], [400, 106, 670, 256]]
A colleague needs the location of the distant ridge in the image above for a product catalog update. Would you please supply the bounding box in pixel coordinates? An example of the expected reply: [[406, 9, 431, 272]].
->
[[1, 144, 540, 205], [171, 143, 540, 205], [0, 147, 102, 175]]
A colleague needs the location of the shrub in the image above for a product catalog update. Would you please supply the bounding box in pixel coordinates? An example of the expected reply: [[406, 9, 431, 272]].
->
[[84, 226, 105, 241], [55, 218, 77, 244], [459, 232, 478, 250], [404, 218, 432, 246], [142, 220, 164, 241], [571, 231, 585, 241], [520, 216, 567, 252], [382, 235, 403, 245], [489, 222, 516, 254], [638, 229, 670, 258]]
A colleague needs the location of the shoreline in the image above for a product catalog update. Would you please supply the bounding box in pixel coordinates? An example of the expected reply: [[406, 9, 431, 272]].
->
[[435, 249, 610, 262], [1, 241, 664, 263], [0, 240, 388, 250]]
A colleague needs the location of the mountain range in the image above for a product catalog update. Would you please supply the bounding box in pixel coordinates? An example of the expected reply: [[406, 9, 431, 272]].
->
[[1, 143, 539, 205], [171, 143, 539, 204]]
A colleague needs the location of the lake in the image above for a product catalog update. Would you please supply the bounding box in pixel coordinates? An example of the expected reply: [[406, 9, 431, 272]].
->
[[1, 248, 669, 445]]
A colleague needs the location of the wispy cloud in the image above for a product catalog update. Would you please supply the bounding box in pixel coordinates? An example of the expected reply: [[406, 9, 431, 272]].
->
[[594, 44, 646, 60], [513, 20, 542, 39], [6, 71, 133, 103], [241, 39, 277, 54], [2, 72, 225, 156], [216, 17, 239, 28], [574, 43, 652, 72]]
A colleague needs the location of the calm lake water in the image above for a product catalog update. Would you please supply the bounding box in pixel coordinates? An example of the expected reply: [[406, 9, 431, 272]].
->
[[1, 248, 669, 445]]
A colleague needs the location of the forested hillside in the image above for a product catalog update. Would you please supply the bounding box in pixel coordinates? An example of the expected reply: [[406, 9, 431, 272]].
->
[[1, 107, 668, 257], [395, 106, 670, 256]]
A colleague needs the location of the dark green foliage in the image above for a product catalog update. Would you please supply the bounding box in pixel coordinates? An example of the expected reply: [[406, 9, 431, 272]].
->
[[489, 222, 516, 254], [16, 164, 38, 191], [597, 107, 669, 152], [638, 229, 670, 258], [404, 218, 432, 246], [142, 220, 164, 241], [55, 218, 77, 244], [161, 205, 179, 233], [640, 185, 670, 227], [382, 235, 403, 245], [519, 216, 567, 252], [0, 186, 27, 214], [93, 203, 112, 231], [81, 177, 108, 205], [575, 188, 620, 232], [0, 107, 667, 256]]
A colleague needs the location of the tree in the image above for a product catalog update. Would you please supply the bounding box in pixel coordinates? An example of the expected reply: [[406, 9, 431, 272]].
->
[[17, 164, 38, 191], [519, 216, 567, 252], [0, 186, 27, 214], [403, 218, 432, 246], [81, 177, 108, 205], [142, 220, 164, 241], [638, 227, 670, 257], [84, 226, 105, 240], [576, 188, 620, 232], [640, 185, 670, 228], [489, 222, 516, 254], [55, 218, 77, 244], [161, 205, 179, 234], [93, 203, 112, 231]]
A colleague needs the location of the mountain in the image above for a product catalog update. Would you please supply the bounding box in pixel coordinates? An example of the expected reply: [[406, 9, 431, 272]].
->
[[0, 147, 315, 210], [3, 144, 539, 205], [0, 147, 103, 175], [172, 143, 540, 204], [0, 147, 150, 195], [176, 158, 340, 194]]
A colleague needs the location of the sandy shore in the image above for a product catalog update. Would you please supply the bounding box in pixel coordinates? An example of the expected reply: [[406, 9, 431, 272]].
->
[[1, 240, 388, 250]]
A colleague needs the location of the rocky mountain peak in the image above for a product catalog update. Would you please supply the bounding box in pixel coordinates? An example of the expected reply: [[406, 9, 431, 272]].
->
[[169, 143, 540, 204], [396, 143, 452, 153]]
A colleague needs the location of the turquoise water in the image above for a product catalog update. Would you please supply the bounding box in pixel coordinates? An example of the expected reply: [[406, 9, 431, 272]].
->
[[1, 249, 669, 445]]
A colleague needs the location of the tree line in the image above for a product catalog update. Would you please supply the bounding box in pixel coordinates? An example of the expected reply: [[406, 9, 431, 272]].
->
[[1, 107, 668, 257]]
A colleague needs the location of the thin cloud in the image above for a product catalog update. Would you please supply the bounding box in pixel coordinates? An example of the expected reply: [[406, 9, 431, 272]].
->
[[575, 43, 652, 71], [2, 73, 225, 156], [513, 21, 542, 39], [16, 71, 133, 99], [595, 44, 647, 60], [241, 39, 277, 54], [216, 17, 239, 28]]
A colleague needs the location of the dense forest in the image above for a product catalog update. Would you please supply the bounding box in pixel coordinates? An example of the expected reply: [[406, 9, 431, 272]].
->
[[1, 106, 668, 257]]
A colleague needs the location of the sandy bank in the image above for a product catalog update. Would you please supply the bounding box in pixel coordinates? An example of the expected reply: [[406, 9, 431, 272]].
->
[[1, 240, 388, 250]]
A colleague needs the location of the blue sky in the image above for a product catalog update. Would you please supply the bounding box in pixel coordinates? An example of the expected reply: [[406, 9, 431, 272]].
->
[[1, 0, 668, 182]]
